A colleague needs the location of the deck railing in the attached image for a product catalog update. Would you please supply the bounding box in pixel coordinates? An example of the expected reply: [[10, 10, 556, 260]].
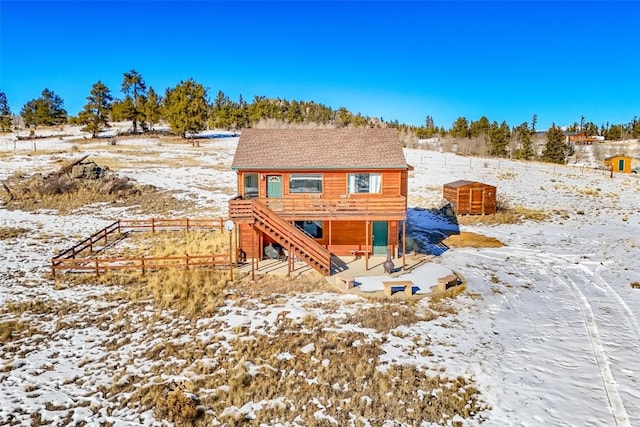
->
[[229, 196, 406, 221]]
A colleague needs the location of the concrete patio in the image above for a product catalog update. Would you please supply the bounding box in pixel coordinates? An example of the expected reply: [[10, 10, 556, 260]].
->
[[235, 252, 447, 298]]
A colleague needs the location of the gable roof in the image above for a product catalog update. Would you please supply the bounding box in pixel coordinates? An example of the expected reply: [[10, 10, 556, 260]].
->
[[604, 154, 631, 160], [231, 128, 408, 170], [444, 180, 496, 189]]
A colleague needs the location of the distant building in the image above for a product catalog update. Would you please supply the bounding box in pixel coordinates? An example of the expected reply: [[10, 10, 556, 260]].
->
[[563, 131, 597, 145], [603, 155, 633, 173]]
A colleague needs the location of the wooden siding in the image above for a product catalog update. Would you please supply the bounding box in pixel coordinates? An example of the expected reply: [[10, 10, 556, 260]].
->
[[443, 181, 497, 215], [238, 219, 400, 258], [238, 169, 407, 199]]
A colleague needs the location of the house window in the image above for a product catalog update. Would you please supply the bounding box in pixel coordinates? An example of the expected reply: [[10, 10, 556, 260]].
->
[[295, 220, 323, 239], [348, 173, 381, 193], [290, 174, 323, 193], [244, 173, 258, 199]]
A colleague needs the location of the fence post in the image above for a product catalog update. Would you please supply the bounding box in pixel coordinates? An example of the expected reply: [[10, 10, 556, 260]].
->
[[186, 218, 190, 232], [117, 220, 121, 235], [185, 253, 189, 270], [152, 218, 155, 233], [141, 256, 145, 275], [51, 260, 56, 278], [95, 260, 100, 276]]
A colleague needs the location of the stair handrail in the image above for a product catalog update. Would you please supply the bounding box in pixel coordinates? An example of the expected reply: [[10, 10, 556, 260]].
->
[[252, 200, 331, 272]]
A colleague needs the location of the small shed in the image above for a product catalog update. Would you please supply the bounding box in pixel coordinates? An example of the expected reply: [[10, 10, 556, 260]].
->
[[603, 155, 632, 173], [443, 180, 497, 215]]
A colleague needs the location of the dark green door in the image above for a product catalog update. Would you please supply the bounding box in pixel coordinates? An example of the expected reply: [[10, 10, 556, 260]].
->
[[618, 159, 625, 171], [372, 221, 388, 255], [266, 175, 282, 198]]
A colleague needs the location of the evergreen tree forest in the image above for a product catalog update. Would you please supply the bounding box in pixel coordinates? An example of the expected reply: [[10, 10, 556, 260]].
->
[[5, 69, 640, 166]]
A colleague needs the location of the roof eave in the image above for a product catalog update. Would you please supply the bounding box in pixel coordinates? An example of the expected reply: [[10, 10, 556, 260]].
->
[[231, 165, 409, 171]]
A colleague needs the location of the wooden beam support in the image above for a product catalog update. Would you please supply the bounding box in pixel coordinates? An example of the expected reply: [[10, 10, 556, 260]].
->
[[402, 220, 406, 270], [365, 220, 369, 271], [251, 224, 255, 281]]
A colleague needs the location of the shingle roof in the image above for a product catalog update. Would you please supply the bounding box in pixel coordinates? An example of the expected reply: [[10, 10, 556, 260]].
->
[[231, 128, 408, 170], [444, 180, 496, 189]]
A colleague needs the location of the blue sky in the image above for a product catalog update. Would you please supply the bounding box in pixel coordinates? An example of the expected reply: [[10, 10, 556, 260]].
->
[[1, 1, 639, 130]]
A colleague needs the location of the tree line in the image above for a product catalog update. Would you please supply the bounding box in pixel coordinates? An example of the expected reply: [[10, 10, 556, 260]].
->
[[1, 70, 639, 165]]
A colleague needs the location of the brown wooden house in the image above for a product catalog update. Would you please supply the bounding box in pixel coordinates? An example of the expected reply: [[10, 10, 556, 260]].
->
[[443, 180, 497, 215], [603, 155, 632, 173], [228, 128, 410, 276]]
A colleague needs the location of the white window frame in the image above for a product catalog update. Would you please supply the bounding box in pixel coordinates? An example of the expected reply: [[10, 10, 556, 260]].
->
[[347, 173, 381, 194]]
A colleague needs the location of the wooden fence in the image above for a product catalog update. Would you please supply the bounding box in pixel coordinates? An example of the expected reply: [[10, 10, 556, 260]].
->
[[51, 218, 229, 277]]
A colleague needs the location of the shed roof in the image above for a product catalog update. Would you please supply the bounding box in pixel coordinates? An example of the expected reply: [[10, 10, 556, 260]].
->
[[444, 180, 496, 189], [604, 155, 631, 160], [231, 128, 408, 170]]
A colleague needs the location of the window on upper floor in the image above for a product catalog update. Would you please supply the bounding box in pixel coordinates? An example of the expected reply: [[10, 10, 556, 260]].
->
[[347, 173, 381, 194], [290, 174, 323, 194], [244, 173, 259, 199]]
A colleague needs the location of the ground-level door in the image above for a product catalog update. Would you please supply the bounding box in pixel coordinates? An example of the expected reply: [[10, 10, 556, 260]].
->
[[618, 159, 625, 171], [372, 221, 388, 255]]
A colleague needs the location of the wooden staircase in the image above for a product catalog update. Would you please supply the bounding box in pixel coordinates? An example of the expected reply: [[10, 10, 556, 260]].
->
[[252, 200, 332, 276]]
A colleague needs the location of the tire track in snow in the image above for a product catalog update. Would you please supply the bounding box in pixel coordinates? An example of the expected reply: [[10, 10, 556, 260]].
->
[[463, 246, 633, 426], [555, 272, 631, 427], [573, 261, 640, 344]]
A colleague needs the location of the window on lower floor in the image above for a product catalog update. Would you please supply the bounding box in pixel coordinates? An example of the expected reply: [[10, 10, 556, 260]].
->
[[290, 174, 323, 193], [295, 220, 323, 239]]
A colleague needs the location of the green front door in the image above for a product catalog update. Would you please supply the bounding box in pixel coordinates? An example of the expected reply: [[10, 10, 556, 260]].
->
[[372, 221, 388, 255], [266, 175, 282, 198], [618, 159, 625, 171]]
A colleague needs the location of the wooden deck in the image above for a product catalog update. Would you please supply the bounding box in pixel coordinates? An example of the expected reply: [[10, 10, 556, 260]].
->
[[229, 196, 407, 222]]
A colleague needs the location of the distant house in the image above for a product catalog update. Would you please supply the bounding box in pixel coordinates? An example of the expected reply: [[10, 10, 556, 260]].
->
[[228, 128, 411, 276], [443, 180, 497, 215], [566, 132, 597, 145], [603, 155, 633, 173]]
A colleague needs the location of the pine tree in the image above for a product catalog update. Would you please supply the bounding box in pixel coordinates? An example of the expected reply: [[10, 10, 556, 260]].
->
[[542, 123, 572, 164], [143, 87, 161, 131], [631, 117, 640, 139], [20, 100, 37, 129], [585, 121, 599, 136], [77, 81, 113, 138], [531, 113, 538, 133], [20, 89, 67, 128], [450, 117, 470, 138], [39, 88, 67, 125], [488, 120, 510, 157], [162, 78, 208, 138], [121, 69, 147, 133], [0, 91, 12, 132], [210, 90, 235, 130], [515, 122, 533, 160]]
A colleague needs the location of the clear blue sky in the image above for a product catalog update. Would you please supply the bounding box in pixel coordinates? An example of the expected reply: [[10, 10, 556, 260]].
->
[[1, 1, 639, 130]]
